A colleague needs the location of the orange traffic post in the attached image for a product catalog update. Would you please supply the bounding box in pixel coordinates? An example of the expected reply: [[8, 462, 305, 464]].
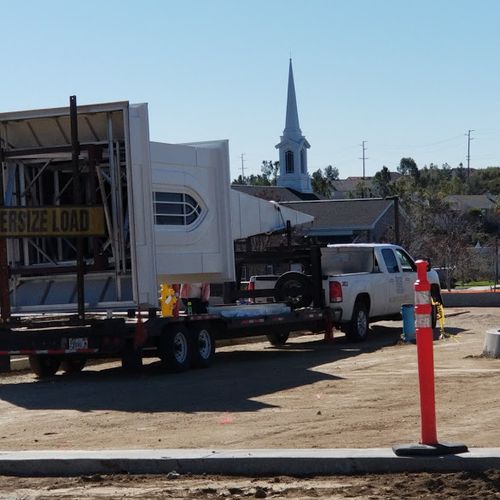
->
[[393, 260, 468, 456], [414, 259, 438, 445]]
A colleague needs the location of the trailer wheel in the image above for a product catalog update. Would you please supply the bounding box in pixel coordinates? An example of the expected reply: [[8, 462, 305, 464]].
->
[[28, 355, 62, 378], [61, 356, 87, 374], [121, 341, 143, 373], [266, 331, 290, 346], [159, 326, 191, 372], [344, 300, 369, 342], [190, 324, 215, 368]]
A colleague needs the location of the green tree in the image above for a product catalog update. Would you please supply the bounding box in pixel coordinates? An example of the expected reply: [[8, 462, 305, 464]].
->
[[398, 157, 419, 179], [373, 166, 393, 197], [310, 165, 339, 197], [260, 160, 279, 185]]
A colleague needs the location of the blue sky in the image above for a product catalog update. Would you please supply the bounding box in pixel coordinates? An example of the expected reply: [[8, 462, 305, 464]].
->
[[2, 0, 500, 180]]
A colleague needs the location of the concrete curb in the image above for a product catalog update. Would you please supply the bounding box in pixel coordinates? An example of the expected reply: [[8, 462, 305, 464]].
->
[[0, 448, 499, 476]]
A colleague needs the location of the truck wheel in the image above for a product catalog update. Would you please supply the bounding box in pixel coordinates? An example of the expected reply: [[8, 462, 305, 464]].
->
[[159, 326, 191, 372], [190, 324, 215, 368], [430, 286, 442, 330], [121, 341, 143, 373], [28, 355, 61, 378], [266, 331, 290, 346], [345, 301, 369, 342], [61, 356, 87, 374]]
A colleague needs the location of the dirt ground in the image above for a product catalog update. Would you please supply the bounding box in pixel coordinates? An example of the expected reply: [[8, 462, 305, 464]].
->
[[0, 470, 498, 499], [0, 307, 499, 498]]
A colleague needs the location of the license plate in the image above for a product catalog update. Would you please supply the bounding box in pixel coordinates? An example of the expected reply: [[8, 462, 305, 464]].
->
[[68, 338, 88, 350]]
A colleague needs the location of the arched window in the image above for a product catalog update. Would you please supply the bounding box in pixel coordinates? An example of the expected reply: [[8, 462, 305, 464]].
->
[[285, 150, 294, 173], [153, 191, 202, 226], [300, 149, 306, 173]]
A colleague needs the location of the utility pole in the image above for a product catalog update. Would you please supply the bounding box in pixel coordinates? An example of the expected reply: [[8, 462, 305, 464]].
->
[[359, 141, 368, 198], [360, 141, 368, 179], [240, 153, 246, 178], [466, 130, 474, 182]]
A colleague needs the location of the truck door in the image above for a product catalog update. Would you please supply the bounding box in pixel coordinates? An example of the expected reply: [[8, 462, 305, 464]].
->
[[394, 247, 417, 304], [380, 248, 406, 314]]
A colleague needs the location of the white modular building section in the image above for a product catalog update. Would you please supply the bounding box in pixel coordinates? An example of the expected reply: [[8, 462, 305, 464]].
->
[[0, 101, 235, 312], [128, 103, 235, 305]]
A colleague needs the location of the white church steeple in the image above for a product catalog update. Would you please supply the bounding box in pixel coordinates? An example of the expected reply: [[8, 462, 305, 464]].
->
[[276, 59, 312, 193]]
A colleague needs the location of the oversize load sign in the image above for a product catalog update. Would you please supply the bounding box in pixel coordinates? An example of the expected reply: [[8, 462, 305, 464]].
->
[[0, 206, 105, 237]]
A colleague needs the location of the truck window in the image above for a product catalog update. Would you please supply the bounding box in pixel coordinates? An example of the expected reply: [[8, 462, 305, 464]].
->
[[394, 248, 416, 272], [381, 248, 400, 274]]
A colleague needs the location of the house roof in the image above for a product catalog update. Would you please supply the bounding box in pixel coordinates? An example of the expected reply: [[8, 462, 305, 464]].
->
[[444, 194, 496, 211], [279, 198, 394, 235], [231, 185, 320, 202], [332, 173, 402, 198]]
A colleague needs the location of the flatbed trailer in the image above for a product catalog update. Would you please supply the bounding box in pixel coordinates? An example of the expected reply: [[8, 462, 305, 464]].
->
[[0, 306, 327, 377]]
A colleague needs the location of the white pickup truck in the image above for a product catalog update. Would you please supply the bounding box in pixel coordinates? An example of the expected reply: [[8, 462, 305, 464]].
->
[[256, 243, 442, 343], [321, 243, 441, 341]]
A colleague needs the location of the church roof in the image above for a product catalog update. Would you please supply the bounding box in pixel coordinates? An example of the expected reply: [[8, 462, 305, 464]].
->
[[231, 185, 320, 202]]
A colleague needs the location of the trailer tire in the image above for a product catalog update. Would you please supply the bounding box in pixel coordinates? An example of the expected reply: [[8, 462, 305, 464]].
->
[[121, 341, 143, 373], [266, 331, 290, 346], [274, 272, 314, 309], [190, 324, 215, 368], [344, 300, 369, 342], [61, 356, 87, 374], [159, 326, 191, 372], [29, 355, 62, 378]]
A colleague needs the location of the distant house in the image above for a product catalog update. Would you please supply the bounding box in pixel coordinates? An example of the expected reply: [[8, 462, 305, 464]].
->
[[331, 172, 402, 199], [444, 194, 497, 215], [279, 198, 399, 244]]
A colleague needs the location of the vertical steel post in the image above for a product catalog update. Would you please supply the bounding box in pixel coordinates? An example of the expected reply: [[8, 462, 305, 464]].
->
[[310, 245, 324, 308], [70, 95, 85, 320], [0, 149, 11, 321]]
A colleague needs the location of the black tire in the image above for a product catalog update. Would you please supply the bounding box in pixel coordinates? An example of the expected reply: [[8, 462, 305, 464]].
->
[[431, 303, 438, 329], [121, 341, 143, 373], [29, 355, 62, 378], [61, 356, 87, 374], [159, 326, 191, 372], [274, 272, 314, 309], [430, 285, 442, 330], [266, 331, 290, 346], [345, 300, 369, 342], [190, 323, 215, 368]]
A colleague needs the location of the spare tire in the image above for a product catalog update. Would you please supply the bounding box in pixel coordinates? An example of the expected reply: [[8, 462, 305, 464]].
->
[[274, 272, 314, 309]]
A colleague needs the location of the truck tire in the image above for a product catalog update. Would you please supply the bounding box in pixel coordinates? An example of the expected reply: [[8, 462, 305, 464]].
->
[[61, 356, 87, 374], [190, 323, 215, 368], [29, 354, 61, 378], [274, 272, 314, 309], [430, 285, 442, 330], [266, 331, 290, 346], [345, 300, 369, 342], [159, 326, 191, 372], [121, 341, 143, 373]]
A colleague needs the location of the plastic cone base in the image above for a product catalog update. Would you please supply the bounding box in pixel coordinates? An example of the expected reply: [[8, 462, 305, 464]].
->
[[393, 442, 468, 457]]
